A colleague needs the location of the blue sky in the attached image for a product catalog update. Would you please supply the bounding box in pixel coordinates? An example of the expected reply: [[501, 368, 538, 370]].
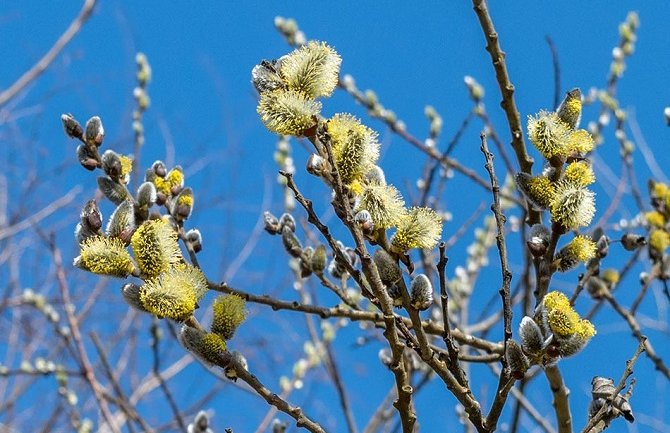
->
[[2, 1, 670, 432]]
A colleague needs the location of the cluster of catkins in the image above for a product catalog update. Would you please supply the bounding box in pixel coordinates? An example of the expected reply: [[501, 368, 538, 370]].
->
[[253, 41, 443, 310], [643, 180, 670, 260], [517, 89, 599, 272], [506, 291, 596, 377], [62, 113, 247, 368]]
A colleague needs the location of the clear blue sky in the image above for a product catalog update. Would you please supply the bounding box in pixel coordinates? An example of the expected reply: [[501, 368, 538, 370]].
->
[[1, 1, 669, 432]]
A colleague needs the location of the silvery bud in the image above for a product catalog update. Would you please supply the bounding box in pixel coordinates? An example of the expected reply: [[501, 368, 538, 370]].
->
[[251, 59, 285, 94], [527, 224, 550, 257], [121, 283, 147, 312], [281, 225, 302, 258], [97, 176, 130, 205], [506, 340, 529, 379], [61, 113, 83, 139], [186, 229, 203, 253], [355, 210, 375, 235], [263, 211, 281, 234], [621, 233, 646, 251], [81, 199, 103, 231], [75, 200, 103, 244], [596, 234, 610, 257], [586, 276, 608, 299], [591, 376, 616, 400], [519, 316, 546, 355], [76, 144, 99, 171], [106, 200, 136, 244], [300, 246, 314, 278], [84, 116, 105, 147], [373, 249, 402, 286], [306, 153, 327, 177], [102, 150, 123, 181], [224, 351, 248, 382], [365, 165, 387, 185], [386, 283, 403, 307], [136, 181, 157, 208], [151, 160, 167, 178], [279, 213, 296, 232], [378, 348, 393, 367], [311, 245, 327, 274], [409, 274, 434, 310], [272, 419, 288, 433]]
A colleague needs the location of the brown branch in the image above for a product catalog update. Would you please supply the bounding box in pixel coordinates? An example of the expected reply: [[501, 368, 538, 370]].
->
[[581, 338, 645, 433], [472, 0, 539, 225], [0, 0, 98, 106], [545, 365, 572, 433], [90, 333, 154, 433], [603, 292, 670, 380], [47, 234, 121, 433], [480, 133, 515, 431]]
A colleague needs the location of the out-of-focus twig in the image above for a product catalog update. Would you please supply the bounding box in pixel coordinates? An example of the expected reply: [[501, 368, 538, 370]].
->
[[0, 0, 98, 106]]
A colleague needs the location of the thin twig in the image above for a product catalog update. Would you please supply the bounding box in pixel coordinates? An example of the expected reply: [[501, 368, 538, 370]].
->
[[472, 0, 538, 224], [545, 36, 561, 110], [47, 234, 121, 433], [581, 338, 646, 433], [603, 292, 670, 379], [480, 133, 515, 431], [150, 319, 187, 432], [0, 0, 98, 106]]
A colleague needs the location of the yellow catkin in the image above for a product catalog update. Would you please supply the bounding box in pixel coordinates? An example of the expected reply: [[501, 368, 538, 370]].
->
[[564, 161, 595, 186], [327, 113, 380, 185], [645, 211, 665, 229], [650, 229, 670, 254], [391, 207, 443, 252], [212, 295, 247, 340], [279, 41, 342, 99], [139, 265, 207, 321], [356, 183, 406, 229], [257, 89, 320, 135], [131, 219, 182, 279], [78, 236, 135, 277], [527, 110, 571, 158]]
